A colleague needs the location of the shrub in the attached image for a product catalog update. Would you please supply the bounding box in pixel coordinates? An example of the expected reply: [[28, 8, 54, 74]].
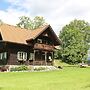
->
[[34, 67, 46, 71], [10, 65, 29, 72]]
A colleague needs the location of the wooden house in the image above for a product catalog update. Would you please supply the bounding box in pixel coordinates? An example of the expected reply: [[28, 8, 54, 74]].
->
[[0, 24, 61, 65]]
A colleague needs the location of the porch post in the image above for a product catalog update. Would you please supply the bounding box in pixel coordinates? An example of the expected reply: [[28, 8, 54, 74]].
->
[[33, 50, 36, 65], [45, 52, 47, 66], [52, 52, 54, 65]]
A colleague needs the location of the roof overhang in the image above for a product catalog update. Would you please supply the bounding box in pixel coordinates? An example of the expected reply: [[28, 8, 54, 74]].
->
[[26, 25, 61, 46]]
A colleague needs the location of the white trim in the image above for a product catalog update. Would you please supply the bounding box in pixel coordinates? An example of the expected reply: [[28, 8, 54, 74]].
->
[[37, 39, 42, 43], [0, 52, 7, 60], [29, 53, 34, 60], [17, 51, 27, 61], [49, 56, 52, 61]]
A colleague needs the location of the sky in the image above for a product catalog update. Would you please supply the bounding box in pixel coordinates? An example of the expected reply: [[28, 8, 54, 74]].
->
[[0, 0, 90, 35]]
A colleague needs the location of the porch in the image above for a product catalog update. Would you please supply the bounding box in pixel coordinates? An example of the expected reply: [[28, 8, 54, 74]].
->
[[29, 50, 54, 66]]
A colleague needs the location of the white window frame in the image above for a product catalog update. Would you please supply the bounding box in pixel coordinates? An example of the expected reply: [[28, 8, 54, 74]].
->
[[0, 52, 7, 60], [49, 56, 52, 61], [37, 39, 42, 43], [29, 53, 34, 60], [17, 52, 27, 61]]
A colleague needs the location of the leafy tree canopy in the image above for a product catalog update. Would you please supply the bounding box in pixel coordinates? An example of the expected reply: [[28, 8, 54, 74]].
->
[[59, 19, 90, 64], [17, 16, 46, 30]]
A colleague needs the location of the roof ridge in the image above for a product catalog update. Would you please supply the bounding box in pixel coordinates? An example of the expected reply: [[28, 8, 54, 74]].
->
[[2, 23, 31, 31]]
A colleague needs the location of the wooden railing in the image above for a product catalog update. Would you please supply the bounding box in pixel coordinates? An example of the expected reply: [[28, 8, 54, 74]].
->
[[34, 43, 54, 51], [29, 60, 52, 65]]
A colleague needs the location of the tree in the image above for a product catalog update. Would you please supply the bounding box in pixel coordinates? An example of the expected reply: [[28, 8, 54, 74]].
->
[[59, 19, 90, 64], [17, 16, 45, 30]]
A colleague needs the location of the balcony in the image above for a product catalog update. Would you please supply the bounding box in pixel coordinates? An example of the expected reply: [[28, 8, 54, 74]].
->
[[34, 43, 54, 51]]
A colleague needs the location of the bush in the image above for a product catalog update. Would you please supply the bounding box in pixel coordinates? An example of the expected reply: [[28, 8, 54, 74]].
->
[[34, 67, 46, 71], [10, 65, 29, 72]]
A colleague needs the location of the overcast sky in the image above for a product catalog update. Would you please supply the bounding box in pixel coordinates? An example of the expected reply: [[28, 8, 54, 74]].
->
[[0, 0, 90, 35]]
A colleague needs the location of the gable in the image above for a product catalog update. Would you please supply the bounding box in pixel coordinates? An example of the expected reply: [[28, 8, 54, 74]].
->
[[39, 26, 61, 46], [27, 25, 61, 46]]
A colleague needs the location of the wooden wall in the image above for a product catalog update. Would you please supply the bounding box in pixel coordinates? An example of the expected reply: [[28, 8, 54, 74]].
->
[[6, 43, 31, 65]]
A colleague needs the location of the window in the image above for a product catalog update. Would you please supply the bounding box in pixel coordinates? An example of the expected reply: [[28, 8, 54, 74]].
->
[[37, 39, 42, 43], [17, 52, 27, 61], [43, 39, 47, 44], [0, 52, 7, 60], [29, 53, 34, 60], [49, 56, 52, 61]]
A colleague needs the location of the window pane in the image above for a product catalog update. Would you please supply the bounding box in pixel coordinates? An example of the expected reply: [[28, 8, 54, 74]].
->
[[29, 53, 33, 60], [17, 52, 27, 60], [4, 52, 7, 59], [23, 52, 27, 60], [37, 39, 42, 43], [0, 52, 7, 60]]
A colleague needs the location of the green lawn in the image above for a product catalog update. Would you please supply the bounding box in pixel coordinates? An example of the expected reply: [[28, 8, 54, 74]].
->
[[0, 67, 90, 90]]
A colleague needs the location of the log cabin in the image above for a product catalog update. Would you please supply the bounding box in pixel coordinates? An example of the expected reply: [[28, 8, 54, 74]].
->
[[0, 23, 61, 66]]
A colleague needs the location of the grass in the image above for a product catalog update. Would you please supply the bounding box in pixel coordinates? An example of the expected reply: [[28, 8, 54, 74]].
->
[[0, 66, 90, 90], [54, 59, 70, 67]]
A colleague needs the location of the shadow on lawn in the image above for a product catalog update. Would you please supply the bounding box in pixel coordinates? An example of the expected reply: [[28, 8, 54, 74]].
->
[[83, 84, 90, 89], [0, 87, 2, 90]]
